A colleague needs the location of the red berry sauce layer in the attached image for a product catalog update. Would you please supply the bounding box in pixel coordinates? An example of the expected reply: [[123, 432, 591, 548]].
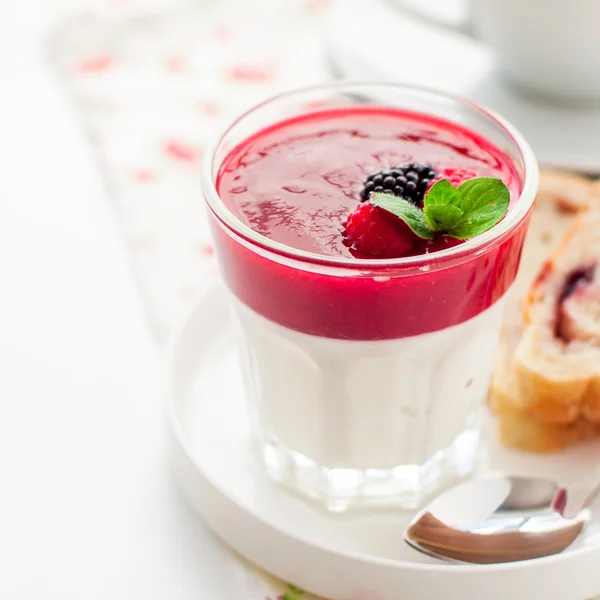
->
[[210, 107, 528, 340]]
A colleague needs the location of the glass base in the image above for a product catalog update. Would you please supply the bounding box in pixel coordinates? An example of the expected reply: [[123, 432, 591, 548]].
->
[[261, 424, 480, 512]]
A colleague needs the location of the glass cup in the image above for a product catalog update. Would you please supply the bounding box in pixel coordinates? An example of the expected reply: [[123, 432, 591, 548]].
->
[[202, 83, 538, 511]]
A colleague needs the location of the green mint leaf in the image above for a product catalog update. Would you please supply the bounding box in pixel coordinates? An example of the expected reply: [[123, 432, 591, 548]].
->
[[424, 204, 464, 232], [423, 179, 462, 208], [446, 203, 507, 238], [422, 179, 464, 232], [370, 192, 434, 240], [457, 177, 510, 215], [370, 177, 510, 243], [449, 177, 510, 239]]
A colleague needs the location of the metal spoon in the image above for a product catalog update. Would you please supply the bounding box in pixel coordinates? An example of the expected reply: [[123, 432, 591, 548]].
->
[[404, 473, 600, 564]]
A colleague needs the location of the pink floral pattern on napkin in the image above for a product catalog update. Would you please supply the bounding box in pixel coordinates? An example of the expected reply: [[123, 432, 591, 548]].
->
[[50, 0, 328, 597], [50, 0, 329, 340]]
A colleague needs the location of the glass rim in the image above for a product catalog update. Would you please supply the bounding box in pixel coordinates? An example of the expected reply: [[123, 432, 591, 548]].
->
[[201, 81, 539, 269]]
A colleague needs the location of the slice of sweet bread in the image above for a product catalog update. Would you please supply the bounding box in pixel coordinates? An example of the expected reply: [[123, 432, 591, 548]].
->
[[514, 211, 600, 423], [489, 170, 600, 452], [501, 170, 597, 331]]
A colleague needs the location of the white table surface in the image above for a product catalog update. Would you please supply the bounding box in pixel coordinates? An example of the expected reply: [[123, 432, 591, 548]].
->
[[0, 2, 240, 598]]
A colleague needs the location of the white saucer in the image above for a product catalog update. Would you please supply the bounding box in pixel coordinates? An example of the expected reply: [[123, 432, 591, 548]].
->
[[166, 286, 600, 600], [325, 0, 600, 173]]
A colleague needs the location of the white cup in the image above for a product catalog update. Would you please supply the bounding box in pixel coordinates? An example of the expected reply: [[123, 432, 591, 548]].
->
[[395, 0, 600, 104]]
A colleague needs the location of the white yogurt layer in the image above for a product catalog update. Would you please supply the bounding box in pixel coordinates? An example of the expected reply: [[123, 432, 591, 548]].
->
[[231, 294, 507, 470]]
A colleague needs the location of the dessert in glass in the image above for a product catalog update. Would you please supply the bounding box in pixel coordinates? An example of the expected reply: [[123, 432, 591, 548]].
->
[[202, 83, 538, 510]]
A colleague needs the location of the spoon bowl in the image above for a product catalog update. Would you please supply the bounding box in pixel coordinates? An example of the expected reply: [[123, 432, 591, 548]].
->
[[404, 474, 598, 564]]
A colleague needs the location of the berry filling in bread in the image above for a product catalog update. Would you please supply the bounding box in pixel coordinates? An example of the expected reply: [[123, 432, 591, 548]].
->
[[556, 266, 597, 342]]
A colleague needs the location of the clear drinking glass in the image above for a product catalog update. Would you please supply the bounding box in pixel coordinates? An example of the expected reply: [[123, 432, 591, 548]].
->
[[201, 83, 538, 510]]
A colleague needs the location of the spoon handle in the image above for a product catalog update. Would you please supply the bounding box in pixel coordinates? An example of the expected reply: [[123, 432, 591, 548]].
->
[[554, 472, 600, 519]]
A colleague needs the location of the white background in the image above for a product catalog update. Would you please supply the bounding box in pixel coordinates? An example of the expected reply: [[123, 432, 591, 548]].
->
[[0, 1, 237, 597]]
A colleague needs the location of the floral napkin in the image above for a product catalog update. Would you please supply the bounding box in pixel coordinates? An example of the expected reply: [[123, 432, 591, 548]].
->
[[50, 0, 328, 597], [50, 0, 329, 341]]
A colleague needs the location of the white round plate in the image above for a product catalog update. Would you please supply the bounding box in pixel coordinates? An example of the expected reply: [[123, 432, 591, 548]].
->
[[325, 0, 600, 173], [167, 286, 600, 600]]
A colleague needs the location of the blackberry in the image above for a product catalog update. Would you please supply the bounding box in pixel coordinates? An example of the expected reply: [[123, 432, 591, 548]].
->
[[359, 163, 436, 206]]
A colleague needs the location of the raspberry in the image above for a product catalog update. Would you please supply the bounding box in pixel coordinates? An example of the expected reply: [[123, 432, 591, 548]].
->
[[360, 163, 436, 206], [343, 202, 416, 258], [428, 167, 477, 190]]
